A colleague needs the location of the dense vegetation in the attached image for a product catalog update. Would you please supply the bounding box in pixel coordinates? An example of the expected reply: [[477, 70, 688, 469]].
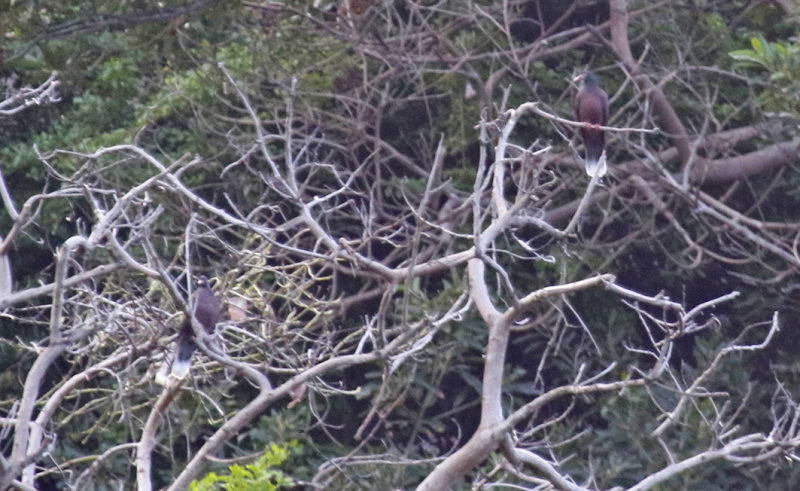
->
[[2, 0, 800, 489]]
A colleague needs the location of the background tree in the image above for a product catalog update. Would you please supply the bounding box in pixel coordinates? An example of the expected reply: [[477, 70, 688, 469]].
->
[[2, 0, 800, 489]]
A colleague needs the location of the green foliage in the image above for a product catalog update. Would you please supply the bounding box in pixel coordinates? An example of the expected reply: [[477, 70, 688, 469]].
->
[[730, 36, 800, 77], [217, 43, 255, 77], [94, 56, 141, 98], [190, 442, 297, 491], [135, 63, 215, 126], [730, 35, 800, 114]]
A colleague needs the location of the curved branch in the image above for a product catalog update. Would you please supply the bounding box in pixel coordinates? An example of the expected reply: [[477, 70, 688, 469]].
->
[[629, 434, 787, 491], [136, 383, 183, 491], [168, 337, 413, 489], [609, 0, 693, 165], [691, 140, 800, 183], [543, 136, 800, 226], [7, 236, 89, 488]]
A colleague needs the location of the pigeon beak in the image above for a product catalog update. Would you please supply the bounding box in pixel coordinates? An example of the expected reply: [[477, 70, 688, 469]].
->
[[573, 74, 584, 83]]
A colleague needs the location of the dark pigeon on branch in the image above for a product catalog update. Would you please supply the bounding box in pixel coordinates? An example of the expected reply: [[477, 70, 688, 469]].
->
[[574, 72, 610, 177], [172, 276, 221, 377]]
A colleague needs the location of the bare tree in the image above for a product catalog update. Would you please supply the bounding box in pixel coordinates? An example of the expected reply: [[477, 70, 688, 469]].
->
[[2, 1, 800, 489]]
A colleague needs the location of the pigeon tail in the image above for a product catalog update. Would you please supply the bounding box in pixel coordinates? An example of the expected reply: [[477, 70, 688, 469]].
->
[[171, 333, 197, 377], [171, 358, 191, 378], [584, 153, 607, 178]]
